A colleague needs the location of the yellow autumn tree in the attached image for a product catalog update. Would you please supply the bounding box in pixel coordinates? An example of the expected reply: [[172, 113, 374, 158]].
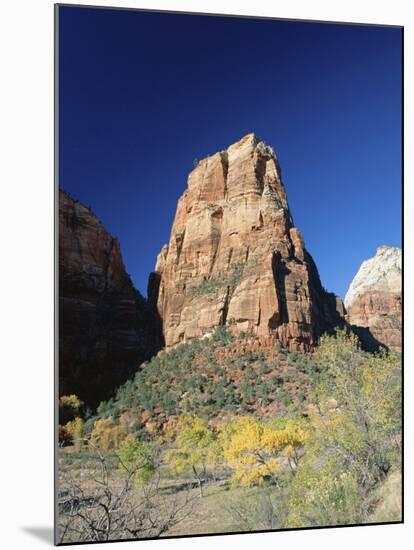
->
[[222, 417, 307, 487], [89, 417, 128, 451], [286, 330, 401, 527], [65, 417, 85, 451], [165, 417, 221, 497], [59, 394, 83, 424], [158, 415, 195, 445], [314, 330, 401, 484]]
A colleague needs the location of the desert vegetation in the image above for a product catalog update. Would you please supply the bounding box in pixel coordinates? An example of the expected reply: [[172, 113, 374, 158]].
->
[[191, 261, 245, 297], [58, 329, 401, 542]]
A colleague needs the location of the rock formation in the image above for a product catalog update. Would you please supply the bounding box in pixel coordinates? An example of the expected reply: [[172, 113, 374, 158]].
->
[[149, 133, 345, 351], [345, 245, 402, 352], [59, 190, 160, 408]]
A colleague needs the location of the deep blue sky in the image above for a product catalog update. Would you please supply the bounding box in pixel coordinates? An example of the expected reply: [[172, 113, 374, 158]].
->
[[58, 6, 402, 300]]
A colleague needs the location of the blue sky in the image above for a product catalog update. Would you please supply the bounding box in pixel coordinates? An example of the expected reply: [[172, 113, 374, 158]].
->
[[58, 6, 402, 300]]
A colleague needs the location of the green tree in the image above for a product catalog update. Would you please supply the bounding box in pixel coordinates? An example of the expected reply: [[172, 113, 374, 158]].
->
[[118, 436, 156, 484], [212, 383, 226, 409], [165, 417, 221, 497], [287, 330, 401, 527], [240, 377, 254, 404]]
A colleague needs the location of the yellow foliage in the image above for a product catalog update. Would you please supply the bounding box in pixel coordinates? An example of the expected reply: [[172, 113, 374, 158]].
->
[[89, 417, 128, 451], [316, 330, 401, 438], [165, 417, 221, 496], [59, 394, 83, 424], [286, 457, 361, 527], [314, 330, 401, 473], [65, 417, 85, 450], [285, 331, 402, 527], [166, 417, 218, 475], [58, 424, 72, 446], [60, 394, 82, 410], [158, 415, 195, 445], [222, 417, 307, 487]]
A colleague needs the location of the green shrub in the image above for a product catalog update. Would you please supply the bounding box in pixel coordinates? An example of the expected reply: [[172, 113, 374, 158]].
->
[[191, 262, 245, 297], [191, 278, 224, 296], [118, 436, 156, 484], [212, 325, 233, 345]]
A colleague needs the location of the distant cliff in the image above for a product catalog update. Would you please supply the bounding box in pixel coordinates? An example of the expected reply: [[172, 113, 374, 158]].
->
[[149, 133, 345, 351], [59, 190, 161, 409], [345, 245, 402, 352]]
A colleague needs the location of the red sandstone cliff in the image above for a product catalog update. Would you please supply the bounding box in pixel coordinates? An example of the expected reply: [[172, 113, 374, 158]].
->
[[149, 134, 345, 351], [345, 246, 402, 352], [59, 190, 160, 408]]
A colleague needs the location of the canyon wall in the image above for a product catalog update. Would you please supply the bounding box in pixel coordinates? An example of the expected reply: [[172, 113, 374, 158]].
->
[[59, 190, 160, 408], [345, 245, 402, 352]]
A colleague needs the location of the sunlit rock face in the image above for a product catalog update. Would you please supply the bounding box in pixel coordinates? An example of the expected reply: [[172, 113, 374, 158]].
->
[[345, 246, 402, 352], [149, 133, 345, 351], [59, 190, 160, 408]]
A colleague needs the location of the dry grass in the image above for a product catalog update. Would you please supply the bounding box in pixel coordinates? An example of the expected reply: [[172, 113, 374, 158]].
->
[[165, 484, 251, 536], [58, 448, 254, 538], [370, 469, 402, 523], [58, 448, 403, 540]]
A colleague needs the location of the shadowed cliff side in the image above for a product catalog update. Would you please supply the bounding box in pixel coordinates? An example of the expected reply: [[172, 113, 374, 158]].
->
[[59, 190, 162, 410]]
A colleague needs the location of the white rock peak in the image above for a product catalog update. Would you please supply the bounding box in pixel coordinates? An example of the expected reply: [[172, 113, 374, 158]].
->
[[344, 245, 402, 309]]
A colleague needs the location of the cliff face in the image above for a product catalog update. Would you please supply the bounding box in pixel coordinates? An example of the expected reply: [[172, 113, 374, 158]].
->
[[345, 245, 402, 352], [149, 134, 344, 351], [59, 190, 160, 408]]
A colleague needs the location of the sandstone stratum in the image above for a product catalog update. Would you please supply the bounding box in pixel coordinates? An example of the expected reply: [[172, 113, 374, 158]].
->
[[345, 245, 402, 352], [59, 190, 160, 407], [149, 133, 345, 351]]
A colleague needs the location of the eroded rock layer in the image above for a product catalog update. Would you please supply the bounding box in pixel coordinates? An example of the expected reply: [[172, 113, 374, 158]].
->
[[59, 190, 160, 408], [149, 134, 344, 351], [345, 246, 402, 352]]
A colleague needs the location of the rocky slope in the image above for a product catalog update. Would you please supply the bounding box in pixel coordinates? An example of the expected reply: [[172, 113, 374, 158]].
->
[[59, 190, 160, 408], [149, 133, 345, 351], [345, 245, 402, 352]]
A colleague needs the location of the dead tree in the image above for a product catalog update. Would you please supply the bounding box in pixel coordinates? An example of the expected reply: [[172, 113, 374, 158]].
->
[[58, 444, 194, 543]]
